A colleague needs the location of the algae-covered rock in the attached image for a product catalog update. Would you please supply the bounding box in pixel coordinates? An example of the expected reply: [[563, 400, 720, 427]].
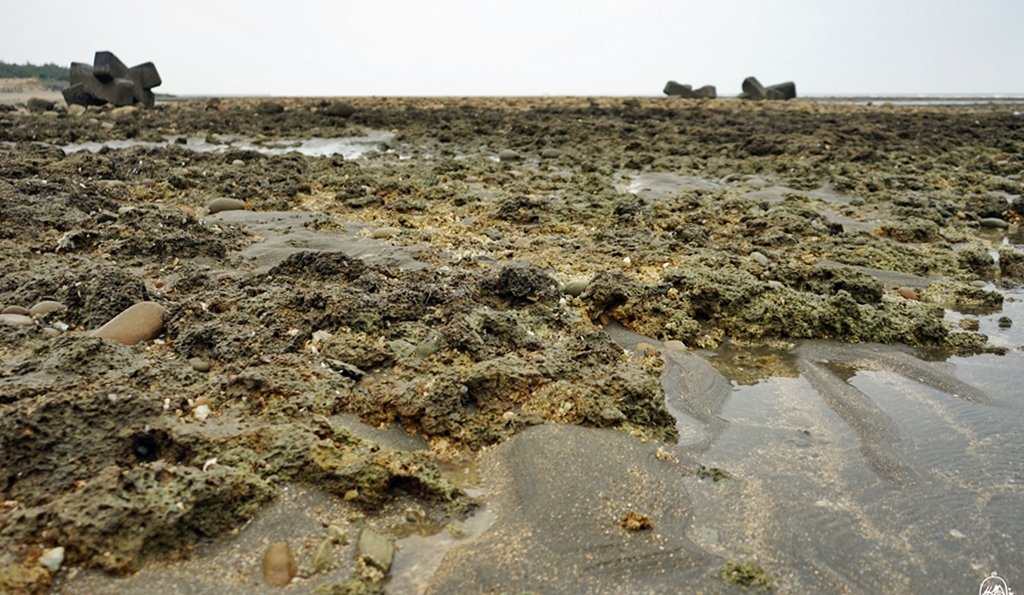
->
[[0, 562, 51, 595], [958, 247, 997, 278], [357, 528, 395, 573], [720, 560, 773, 590], [306, 538, 335, 576], [923, 279, 1003, 310], [0, 462, 273, 573], [999, 248, 1024, 280]]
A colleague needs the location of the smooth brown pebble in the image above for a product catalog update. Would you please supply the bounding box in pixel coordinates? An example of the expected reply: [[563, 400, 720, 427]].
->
[[29, 300, 67, 316], [2, 305, 29, 316], [194, 396, 212, 408], [42, 328, 61, 337], [663, 340, 686, 352], [262, 542, 297, 586], [897, 287, 919, 301], [598, 313, 611, 326], [189, 357, 211, 373], [92, 302, 167, 345], [207, 197, 245, 214], [0, 313, 34, 328]]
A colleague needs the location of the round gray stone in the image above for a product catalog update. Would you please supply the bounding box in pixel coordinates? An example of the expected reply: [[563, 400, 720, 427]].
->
[[208, 198, 246, 214], [498, 149, 521, 162]]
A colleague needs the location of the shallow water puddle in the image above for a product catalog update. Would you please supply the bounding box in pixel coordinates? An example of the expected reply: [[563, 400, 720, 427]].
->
[[62, 131, 396, 159], [692, 350, 1024, 593]]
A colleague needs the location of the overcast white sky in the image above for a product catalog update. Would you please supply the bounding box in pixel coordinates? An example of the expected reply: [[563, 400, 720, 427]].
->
[[4, 0, 1023, 96]]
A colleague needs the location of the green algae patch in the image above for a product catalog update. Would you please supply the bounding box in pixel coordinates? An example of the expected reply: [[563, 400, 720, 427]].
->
[[720, 560, 773, 590], [923, 279, 1004, 311], [697, 464, 732, 482], [582, 260, 999, 354]]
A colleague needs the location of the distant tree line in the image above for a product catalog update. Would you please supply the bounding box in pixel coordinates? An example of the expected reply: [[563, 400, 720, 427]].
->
[[0, 61, 69, 82]]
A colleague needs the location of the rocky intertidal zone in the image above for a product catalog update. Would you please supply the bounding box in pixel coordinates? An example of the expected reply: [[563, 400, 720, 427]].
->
[[1, 96, 1023, 592]]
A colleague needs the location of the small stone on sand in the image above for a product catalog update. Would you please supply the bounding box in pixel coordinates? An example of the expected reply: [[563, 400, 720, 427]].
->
[[207, 197, 246, 214], [541, 148, 562, 159], [39, 547, 65, 572], [1, 305, 29, 316], [979, 217, 1009, 229], [306, 539, 334, 576], [92, 301, 167, 345], [1, 313, 34, 328], [663, 340, 686, 352], [564, 279, 589, 297], [896, 287, 919, 301], [498, 149, 521, 162], [29, 300, 67, 316], [262, 542, 297, 586], [189, 357, 211, 372], [372, 227, 403, 239]]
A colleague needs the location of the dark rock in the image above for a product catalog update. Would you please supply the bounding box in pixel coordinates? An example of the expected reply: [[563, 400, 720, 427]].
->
[[740, 76, 767, 100], [257, 101, 285, 115], [963, 194, 1008, 219], [739, 77, 796, 100], [958, 248, 996, 277], [62, 83, 107, 107], [693, 85, 717, 98], [92, 51, 128, 82], [1010, 196, 1024, 217], [807, 265, 884, 305], [999, 248, 1024, 279], [483, 265, 559, 304], [25, 98, 55, 112], [324, 103, 356, 118], [63, 53, 162, 108], [663, 81, 692, 97], [664, 81, 717, 99], [766, 81, 797, 100]]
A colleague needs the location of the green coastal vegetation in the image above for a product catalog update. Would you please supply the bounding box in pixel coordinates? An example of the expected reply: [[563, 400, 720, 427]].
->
[[0, 60, 69, 84]]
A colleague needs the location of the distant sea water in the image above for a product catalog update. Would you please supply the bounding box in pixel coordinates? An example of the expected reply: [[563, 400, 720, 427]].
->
[[802, 94, 1024, 106]]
